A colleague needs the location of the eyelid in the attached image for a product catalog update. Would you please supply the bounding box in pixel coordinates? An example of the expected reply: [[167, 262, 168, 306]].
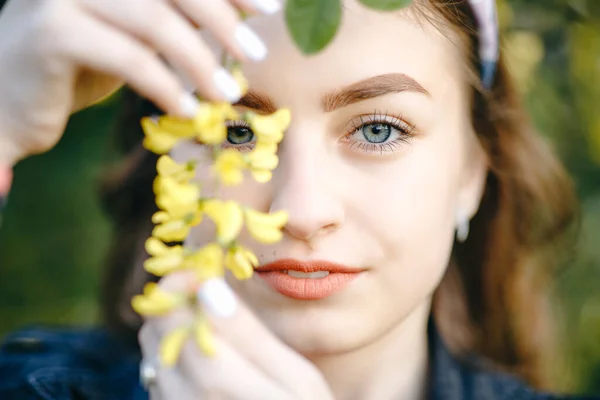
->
[[344, 111, 416, 138], [225, 119, 251, 128]]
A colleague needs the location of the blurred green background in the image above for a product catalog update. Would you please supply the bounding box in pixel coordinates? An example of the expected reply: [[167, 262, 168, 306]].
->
[[1, 0, 599, 394]]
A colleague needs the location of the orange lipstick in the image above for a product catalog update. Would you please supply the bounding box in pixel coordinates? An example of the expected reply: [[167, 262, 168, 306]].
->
[[255, 259, 366, 300]]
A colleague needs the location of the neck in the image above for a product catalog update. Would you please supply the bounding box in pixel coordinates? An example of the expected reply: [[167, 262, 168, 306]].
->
[[308, 301, 431, 400]]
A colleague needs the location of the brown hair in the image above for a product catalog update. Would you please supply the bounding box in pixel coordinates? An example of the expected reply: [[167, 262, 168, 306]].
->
[[99, 0, 578, 391]]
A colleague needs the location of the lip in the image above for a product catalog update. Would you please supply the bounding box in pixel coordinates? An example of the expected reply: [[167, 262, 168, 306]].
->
[[255, 259, 366, 300]]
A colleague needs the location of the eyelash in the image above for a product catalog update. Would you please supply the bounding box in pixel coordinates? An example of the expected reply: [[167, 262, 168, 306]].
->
[[342, 110, 416, 155]]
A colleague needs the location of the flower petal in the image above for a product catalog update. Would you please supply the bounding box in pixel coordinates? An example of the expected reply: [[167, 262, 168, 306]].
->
[[185, 243, 224, 279], [158, 116, 197, 138], [225, 246, 256, 280], [160, 327, 191, 367], [153, 220, 190, 242], [141, 118, 180, 154], [152, 211, 170, 224], [248, 151, 278, 170], [214, 149, 246, 186], [145, 237, 169, 256], [193, 319, 216, 357], [194, 103, 229, 145], [231, 67, 249, 96], [244, 209, 288, 244], [144, 253, 184, 276], [251, 169, 272, 183], [203, 200, 244, 245], [131, 283, 181, 316]]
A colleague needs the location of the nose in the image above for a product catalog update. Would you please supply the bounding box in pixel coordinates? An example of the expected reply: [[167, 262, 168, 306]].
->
[[269, 133, 344, 242]]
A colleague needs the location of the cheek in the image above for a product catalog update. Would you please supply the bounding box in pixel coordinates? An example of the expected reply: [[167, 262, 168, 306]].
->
[[349, 135, 464, 300]]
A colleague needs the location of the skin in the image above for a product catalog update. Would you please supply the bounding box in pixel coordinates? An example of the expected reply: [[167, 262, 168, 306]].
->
[[167, 1, 489, 399]]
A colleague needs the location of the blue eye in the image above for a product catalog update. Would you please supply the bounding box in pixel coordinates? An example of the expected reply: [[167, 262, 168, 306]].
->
[[361, 123, 392, 143], [342, 112, 416, 155], [227, 125, 254, 145]]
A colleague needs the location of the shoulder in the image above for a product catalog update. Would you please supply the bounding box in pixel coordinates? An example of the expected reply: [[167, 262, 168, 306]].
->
[[429, 324, 598, 400], [0, 326, 145, 400], [436, 355, 596, 400]]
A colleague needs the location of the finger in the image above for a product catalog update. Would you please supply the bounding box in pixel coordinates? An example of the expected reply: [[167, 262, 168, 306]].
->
[[147, 272, 198, 338], [139, 324, 196, 400], [229, 0, 282, 15], [180, 335, 287, 400], [149, 273, 286, 399], [78, 0, 241, 102], [61, 9, 199, 118], [174, 0, 268, 62], [196, 279, 328, 395]]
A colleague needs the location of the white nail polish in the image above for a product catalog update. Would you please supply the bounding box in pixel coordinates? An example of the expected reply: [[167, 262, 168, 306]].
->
[[197, 279, 237, 318], [213, 68, 242, 102], [179, 93, 201, 118], [234, 24, 268, 62], [251, 0, 281, 14]]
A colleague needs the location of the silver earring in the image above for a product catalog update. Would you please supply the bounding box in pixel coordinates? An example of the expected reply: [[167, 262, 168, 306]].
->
[[456, 209, 470, 243]]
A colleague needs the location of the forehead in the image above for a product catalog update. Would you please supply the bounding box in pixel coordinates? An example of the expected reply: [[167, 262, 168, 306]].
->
[[204, 0, 465, 102]]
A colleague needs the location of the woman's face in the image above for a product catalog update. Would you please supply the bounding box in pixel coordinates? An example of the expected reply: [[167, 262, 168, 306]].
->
[[172, 1, 487, 356]]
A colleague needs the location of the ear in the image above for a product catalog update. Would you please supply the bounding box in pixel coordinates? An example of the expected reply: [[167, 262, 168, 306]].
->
[[457, 136, 488, 219]]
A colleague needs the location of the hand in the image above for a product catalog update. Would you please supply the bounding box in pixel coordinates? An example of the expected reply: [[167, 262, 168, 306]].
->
[[138, 273, 335, 400], [0, 0, 278, 165]]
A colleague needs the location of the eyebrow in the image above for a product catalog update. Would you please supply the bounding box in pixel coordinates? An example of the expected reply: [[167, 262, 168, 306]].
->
[[232, 73, 429, 114], [233, 90, 277, 114], [322, 73, 430, 112]]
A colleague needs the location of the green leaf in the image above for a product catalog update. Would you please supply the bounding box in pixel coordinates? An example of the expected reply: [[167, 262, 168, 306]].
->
[[285, 0, 342, 55], [358, 0, 412, 11]]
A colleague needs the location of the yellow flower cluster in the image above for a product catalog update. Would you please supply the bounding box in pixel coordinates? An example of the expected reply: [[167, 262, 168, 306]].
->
[[131, 68, 291, 366]]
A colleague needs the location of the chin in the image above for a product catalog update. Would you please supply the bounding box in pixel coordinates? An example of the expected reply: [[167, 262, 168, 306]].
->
[[256, 303, 384, 357]]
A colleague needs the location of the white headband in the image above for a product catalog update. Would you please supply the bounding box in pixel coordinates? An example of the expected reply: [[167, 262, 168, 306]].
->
[[467, 0, 499, 87]]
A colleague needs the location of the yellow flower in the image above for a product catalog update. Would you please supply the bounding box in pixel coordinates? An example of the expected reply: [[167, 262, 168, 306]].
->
[[160, 326, 191, 367], [151, 208, 202, 243], [142, 117, 181, 154], [143, 237, 185, 276], [194, 318, 216, 357], [131, 282, 183, 316], [203, 199, 244, 245], [213, 149, 247, 186], [254, 141, 278, 154], [247, 109, 291, 144], [246, 146, 279, 170], [184, 243, 224, 280], [151, 211, 170, 224], [251, 169, 272, 183], [155, 176, 200, 218], [194, 102, 239, 145], [158, 115, 197, 138], [244, 142, 278, 183], [152, 218, 188, 243], [244, 209, 288, 244], [231, 66, 249, 96], [156, 155, 195, 182], [225, 245, 258, 280]]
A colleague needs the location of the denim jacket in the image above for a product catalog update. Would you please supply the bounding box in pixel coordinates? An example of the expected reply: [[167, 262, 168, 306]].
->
[[0, 323, 596, 400]]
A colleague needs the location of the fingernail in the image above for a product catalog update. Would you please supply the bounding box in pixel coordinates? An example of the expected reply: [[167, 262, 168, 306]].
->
[[179, 93, 201, 118], [197, 279, 237, 318], [234, 24, 268, 62], [251, 0, 281, 14], [213, 68, 242, 102]]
